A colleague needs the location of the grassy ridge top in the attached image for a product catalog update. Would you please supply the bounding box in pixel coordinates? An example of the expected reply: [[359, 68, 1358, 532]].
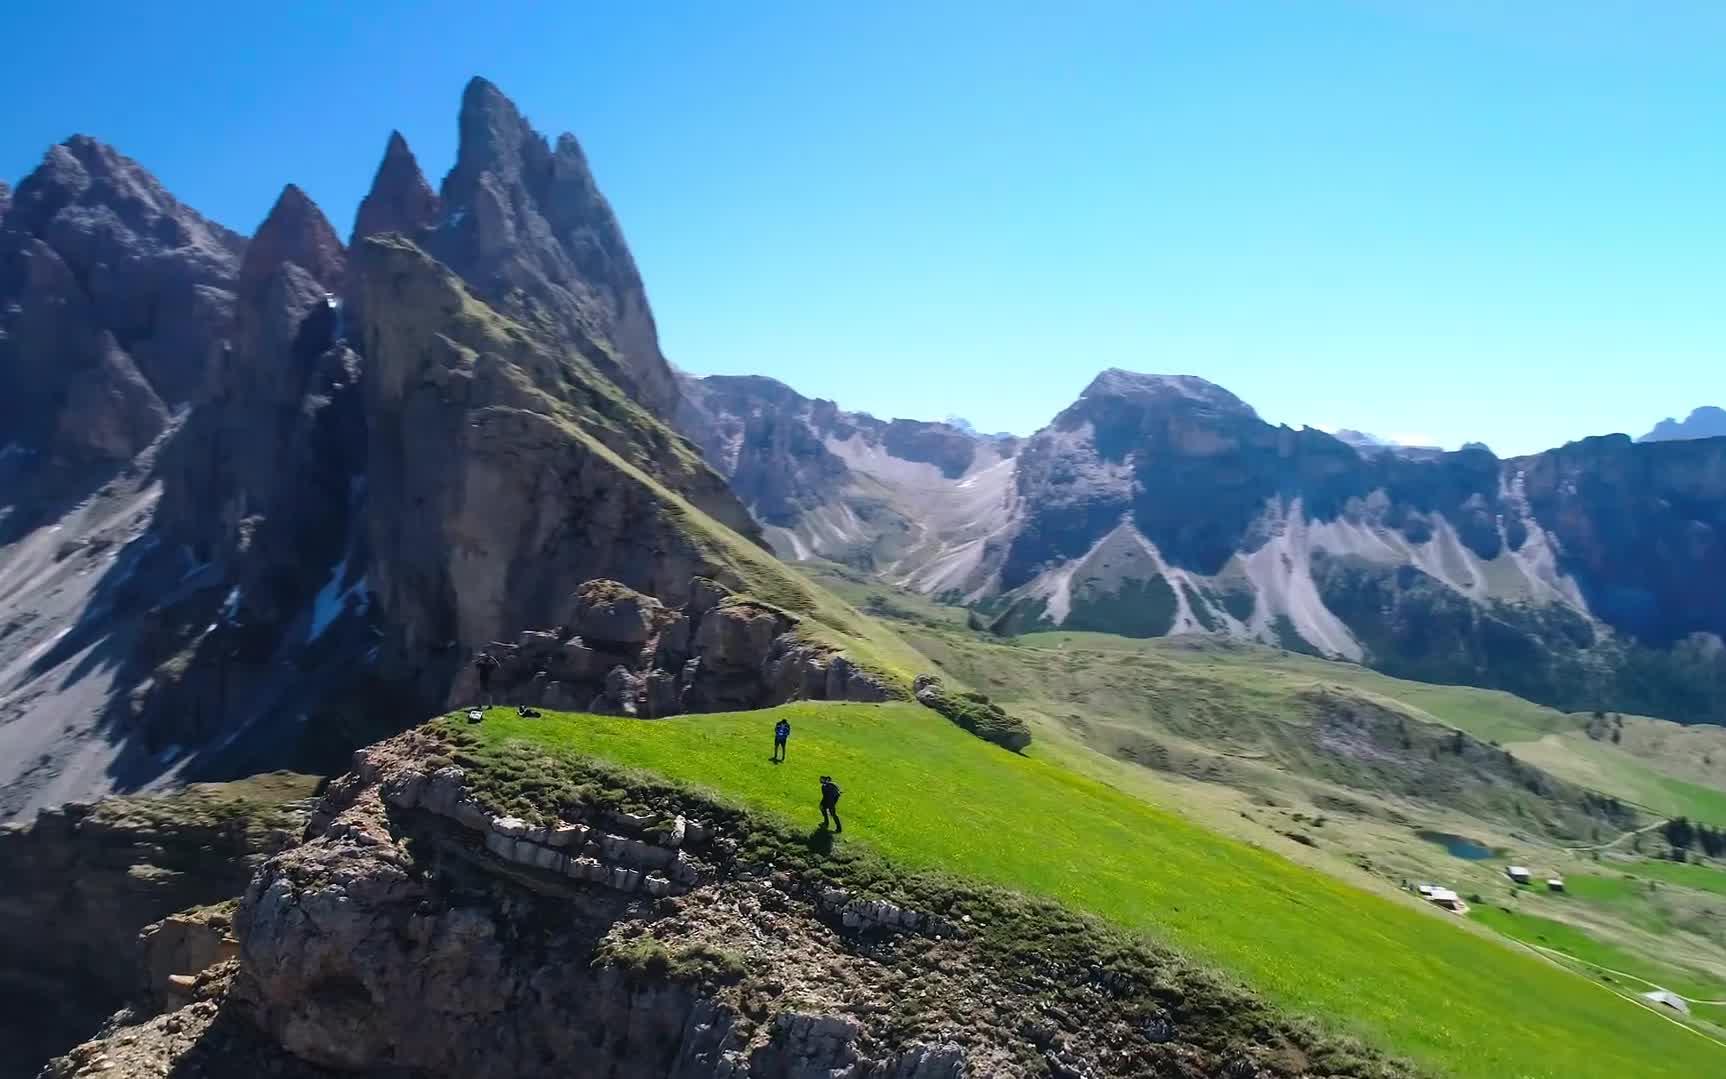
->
[[453, 702, 1724, 1078]]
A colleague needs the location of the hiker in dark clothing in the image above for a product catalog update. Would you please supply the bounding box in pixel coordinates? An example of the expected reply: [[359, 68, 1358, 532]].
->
[[773, 718, 791, 762], [819, 775, 842, 833], [474, 651, 499, 707]]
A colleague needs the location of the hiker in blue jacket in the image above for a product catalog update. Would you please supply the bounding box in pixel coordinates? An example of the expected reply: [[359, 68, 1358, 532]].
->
[[773, 717, 791, 762]]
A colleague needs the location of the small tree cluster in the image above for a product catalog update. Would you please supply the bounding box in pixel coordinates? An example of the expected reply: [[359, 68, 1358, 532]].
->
[[1662, 816, 1726, 857]]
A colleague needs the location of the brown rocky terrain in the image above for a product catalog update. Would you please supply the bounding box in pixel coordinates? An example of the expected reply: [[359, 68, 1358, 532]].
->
[[28, 731, 1414, 1078], [0, 777, 313, 1078], [461, 576, 890, 718]]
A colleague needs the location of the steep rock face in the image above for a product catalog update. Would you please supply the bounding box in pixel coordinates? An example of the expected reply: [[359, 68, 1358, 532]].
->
[[1513, 435, 1725, 644], [459, 577, 890, 715], [419, 77, 682, 417], [359, 236, 763, 706], [0, 784, 311, 1078], [1641, 406, 1726, 442], [132, 184, 371, 754], [676, 373, 1020, 592], [0, 137, 243, 461]]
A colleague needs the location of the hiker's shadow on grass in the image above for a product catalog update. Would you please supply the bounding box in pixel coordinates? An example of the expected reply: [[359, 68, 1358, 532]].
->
[[800, 827, 835, 856]]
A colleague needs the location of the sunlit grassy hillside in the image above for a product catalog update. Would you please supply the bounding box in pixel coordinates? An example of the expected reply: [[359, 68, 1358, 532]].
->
[[450, 702, 1726, 1078]]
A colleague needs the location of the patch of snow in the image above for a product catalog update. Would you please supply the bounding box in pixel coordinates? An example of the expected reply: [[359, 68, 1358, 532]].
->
[[308, 558, 368, 641], [155, 744, 184, 765]]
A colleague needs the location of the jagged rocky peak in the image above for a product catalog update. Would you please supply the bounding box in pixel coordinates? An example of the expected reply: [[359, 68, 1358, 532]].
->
[[240, 183, 345, 296], [0, 135, 246, 455], [351, 130, 440, 243], [424, 75, 681, 417], [3, 135, 243, 262]]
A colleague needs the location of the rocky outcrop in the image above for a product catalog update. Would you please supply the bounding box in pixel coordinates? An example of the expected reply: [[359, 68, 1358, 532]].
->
[[0, 783, 311, 1077], [0, 136, 243, 461], [416, 76, 682, 417], [458, 577, 890, 715], [911, 675, 1031, 751]]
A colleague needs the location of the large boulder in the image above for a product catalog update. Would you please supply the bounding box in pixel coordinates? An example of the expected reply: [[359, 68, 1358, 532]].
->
[[693, 601, 796, 672], [567, 580, 662, 647]]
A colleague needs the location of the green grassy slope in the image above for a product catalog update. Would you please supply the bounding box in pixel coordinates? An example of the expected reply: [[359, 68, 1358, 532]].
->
[[455, 702, 1726, 1078], [1469, 905, 1726, 1002]]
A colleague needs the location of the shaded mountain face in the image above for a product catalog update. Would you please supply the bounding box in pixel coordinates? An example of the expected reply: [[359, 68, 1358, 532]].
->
[[1642, 406, 1726, 443], [684, 369, 1726, 724], [0, 80, 766, 820], [0, 137, 244, 464]]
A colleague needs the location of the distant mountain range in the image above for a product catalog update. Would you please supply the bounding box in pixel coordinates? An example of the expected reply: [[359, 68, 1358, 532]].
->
[[1641, 406, 1726, 443], [683, 369, 1726, 724]]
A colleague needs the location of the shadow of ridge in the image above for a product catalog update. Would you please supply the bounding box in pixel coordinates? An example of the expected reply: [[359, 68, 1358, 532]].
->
[[166, 1002, 347, 1078]]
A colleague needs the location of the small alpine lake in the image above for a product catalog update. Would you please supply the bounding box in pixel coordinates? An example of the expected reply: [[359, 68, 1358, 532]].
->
[[1417, 830, 1499, 860]]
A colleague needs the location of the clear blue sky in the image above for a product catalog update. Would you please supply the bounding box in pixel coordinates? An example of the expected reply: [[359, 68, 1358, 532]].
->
[[3, 2, 1721, 454]]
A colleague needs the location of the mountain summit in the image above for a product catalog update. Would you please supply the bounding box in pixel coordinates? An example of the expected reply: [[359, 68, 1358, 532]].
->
[[422, 76, 680, 417], [351, 130, 441, 245]]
